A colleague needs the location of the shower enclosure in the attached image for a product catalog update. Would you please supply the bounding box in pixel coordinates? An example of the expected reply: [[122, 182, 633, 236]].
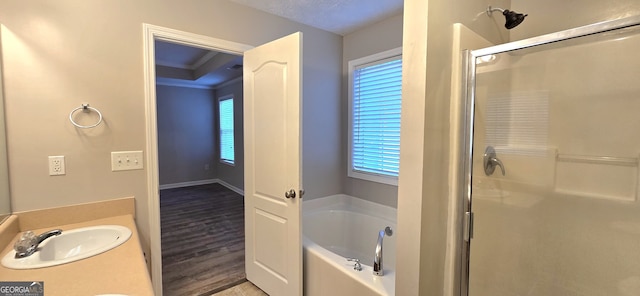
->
[[461, 16, 640, 296]]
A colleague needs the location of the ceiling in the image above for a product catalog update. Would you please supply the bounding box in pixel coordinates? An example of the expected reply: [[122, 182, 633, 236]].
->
[[229, 0, 403, 36], [155, 40, 243, 89], [154, 0, 403, 88]]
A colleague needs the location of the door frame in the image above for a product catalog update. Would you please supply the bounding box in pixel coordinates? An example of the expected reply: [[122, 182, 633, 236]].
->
[[142, 24, 253, 295], [459, 15, 640, 296]]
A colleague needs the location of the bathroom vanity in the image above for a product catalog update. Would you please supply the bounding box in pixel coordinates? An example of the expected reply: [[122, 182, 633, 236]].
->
[[0, 198, 153, 296]]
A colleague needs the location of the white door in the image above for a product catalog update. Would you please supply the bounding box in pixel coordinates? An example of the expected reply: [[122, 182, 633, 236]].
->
[[243, 32, 303, 296]]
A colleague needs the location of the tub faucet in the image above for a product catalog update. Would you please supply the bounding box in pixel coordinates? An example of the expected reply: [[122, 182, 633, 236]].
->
[[373, 226, 393, 276], [347, 258, 362, 271], [14, 229, 62, 258]]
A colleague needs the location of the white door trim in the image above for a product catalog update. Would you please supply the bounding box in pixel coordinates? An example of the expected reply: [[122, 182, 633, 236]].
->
[[142, 23, 252, 296]]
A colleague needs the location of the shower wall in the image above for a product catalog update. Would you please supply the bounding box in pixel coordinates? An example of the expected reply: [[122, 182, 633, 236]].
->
[[469, 24, 640, 296], [474, 32, 640, 199]]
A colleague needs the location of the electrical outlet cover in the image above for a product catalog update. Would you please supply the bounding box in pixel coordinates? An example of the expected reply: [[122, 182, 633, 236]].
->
[[48, 156, 66, 176]]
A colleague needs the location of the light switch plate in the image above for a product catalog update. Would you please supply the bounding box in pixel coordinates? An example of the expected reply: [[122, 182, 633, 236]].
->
[[111, 151, 143, 171]]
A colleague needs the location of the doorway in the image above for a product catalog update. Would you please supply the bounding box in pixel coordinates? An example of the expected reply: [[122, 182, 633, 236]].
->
[[153, 39, 247, 294], [144, 25, 306, 296], [143, 24, 253, 295]]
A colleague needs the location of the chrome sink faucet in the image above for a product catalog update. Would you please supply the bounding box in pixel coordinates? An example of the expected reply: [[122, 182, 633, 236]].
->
[[373, 226, 393, 276], [14, 229, 62, 258]]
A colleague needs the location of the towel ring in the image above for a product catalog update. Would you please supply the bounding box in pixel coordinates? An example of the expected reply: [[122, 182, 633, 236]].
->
[[69, 103, 103, 129]]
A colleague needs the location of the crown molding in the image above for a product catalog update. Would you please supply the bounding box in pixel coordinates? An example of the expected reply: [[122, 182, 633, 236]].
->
[[214, 76, 243, 89]]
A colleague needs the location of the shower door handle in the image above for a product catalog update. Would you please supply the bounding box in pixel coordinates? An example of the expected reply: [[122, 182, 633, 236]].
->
[[483, 146, 506, 176]]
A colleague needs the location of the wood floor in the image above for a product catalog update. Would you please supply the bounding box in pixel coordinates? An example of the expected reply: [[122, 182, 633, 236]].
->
[[161, 183, 247, 296]]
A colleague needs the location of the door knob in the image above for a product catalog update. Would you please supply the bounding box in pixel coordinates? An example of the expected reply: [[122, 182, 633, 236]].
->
[[285, 189, 296, 199], [483, 146, 506, 176]]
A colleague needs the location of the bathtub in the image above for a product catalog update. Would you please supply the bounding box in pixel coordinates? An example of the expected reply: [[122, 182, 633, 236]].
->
[[303, 194, 397, 296]]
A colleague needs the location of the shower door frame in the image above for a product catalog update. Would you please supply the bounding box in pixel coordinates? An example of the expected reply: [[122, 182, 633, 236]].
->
[[459, 14, 640, 296]]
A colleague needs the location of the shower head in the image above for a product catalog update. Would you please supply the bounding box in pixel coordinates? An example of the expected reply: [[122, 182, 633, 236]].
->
[[487, 6, 528, 29]]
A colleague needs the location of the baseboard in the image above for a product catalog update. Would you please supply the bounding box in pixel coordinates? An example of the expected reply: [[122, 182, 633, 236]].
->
[[159, 179, 244, 196], [216, 179, 244, 196], [159, 179, 218, 190]]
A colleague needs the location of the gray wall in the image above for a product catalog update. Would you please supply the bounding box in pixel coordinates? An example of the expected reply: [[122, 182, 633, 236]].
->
[[215, 79, 244, 190], [154, 12, 402, 205], [156, 85, 217, 185], [155, 29, 345, 200], [156, 78, 245, 192], [300, 26, 344, 201], [342, 14, 403, 208]]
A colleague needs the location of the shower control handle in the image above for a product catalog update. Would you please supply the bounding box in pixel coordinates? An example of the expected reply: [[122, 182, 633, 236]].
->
[[490, 157, 506, 175], [483, 146, 506, 176], [285, 189, 296, 199]]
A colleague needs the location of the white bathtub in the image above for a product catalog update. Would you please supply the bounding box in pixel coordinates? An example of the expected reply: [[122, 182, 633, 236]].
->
[[303, 194, 397, 296]]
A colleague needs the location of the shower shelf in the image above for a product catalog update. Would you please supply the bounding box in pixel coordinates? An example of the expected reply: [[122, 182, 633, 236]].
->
[[554, 150, 639, 202], [556, 153, 639, 166]]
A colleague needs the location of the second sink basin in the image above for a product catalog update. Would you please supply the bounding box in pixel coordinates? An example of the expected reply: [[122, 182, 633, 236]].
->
[[1, 225, 132, 269]]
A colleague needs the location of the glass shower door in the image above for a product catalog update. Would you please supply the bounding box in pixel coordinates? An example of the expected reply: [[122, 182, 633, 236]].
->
[[466, 18, 640, 296]]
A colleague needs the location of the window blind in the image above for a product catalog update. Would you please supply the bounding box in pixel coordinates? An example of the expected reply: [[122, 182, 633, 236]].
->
[[352, 56, 402, 177], [219, 97, 235, 164]]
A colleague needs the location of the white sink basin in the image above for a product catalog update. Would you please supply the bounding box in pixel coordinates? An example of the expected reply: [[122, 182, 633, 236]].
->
[[1, 225, 131, 269]]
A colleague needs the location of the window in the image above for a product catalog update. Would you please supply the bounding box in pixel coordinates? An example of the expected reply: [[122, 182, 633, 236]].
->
[[219, 95, 234, 165], [348, 48, 402, 185]]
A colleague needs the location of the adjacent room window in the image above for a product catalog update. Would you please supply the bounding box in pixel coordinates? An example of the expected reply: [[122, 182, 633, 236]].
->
[[218, 95, 235, 165], [348, 47, 402, 185]]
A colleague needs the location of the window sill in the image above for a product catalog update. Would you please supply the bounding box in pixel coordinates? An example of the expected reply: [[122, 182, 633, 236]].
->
[[348, 170, 398, 186]]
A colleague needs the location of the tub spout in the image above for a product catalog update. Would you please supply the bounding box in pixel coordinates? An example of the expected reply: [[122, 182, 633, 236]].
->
[[373, 226, 393, 276]]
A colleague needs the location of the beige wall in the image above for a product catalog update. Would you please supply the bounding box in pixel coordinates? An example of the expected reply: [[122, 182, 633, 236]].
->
[[342, 14, 403, 208], [156, 85, 217, 186], [397, 0, 510, 295], [512, 0, 640, 41], [215, 79, 244, 190], [0, 34, 9, 221], [0, 0, 342, 268]]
